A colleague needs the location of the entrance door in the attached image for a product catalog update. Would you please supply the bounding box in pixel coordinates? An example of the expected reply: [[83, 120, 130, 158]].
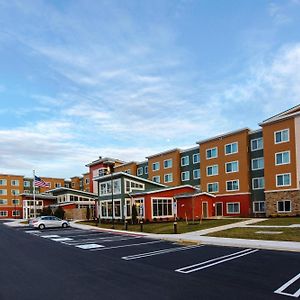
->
[[202, 202, 208, 218], [215, 202, 223, 216]]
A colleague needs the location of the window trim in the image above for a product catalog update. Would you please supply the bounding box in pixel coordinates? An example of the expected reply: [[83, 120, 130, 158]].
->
[[207, 182, 219, 193], [277, 200, 292, 213], [275, 151, 291, 166], [193, 153, 200, 164], [152, 162, 160, 171], [251, 157, 264, 170], [164, 159, 173, 169], [152, 175, 160, 183], [274, 128, 290, 144], [164, 173, 173, 183], [206, 147, 218, 160], [252, 177, 265, 190], [226, 179, 240, 192], [137, 167, 143, 176], [151, 197, 174, 219], [181, 156, 189, 167], [253, 201, 266, 213], [181, 171, 190, 181], [206, 164, 218, 177], [193, 169, 200, 180], [225, 161, 239, 173], [226, 202, 240, 214], [224, 142, 238, 155], [251, 137, 263, 151], [276, 173, 291, 187]]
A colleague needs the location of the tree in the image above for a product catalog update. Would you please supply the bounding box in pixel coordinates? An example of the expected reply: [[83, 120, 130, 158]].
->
[[40, 206, 52, 216], [86, 206, 91, 220], [54, 206, 65, 219], [131, 204, 138, 225]]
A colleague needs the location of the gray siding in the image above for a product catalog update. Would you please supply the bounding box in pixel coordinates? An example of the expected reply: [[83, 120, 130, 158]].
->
[[180, 147, 200, 188]]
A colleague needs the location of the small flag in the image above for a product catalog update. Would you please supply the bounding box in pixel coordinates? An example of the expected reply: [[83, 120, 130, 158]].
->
[[34, 176, 50, 187]]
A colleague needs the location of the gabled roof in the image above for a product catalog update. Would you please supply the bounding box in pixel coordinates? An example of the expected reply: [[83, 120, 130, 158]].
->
[[46, 187, 97, 197], [130, 185, 197, 196], [85, 157, 125, 167], [259, 104, 300, 126], [174, 191, 216, 199]]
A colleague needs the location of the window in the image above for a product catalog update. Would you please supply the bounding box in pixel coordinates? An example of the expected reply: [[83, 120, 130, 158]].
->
[[275, 129, 289, 144], [55, 183, 61, 188], [11, 189, 19, 196], [137, 167, 143, 176], [98, 168, 108, 177], [181, 171, 190, 181], [0, 199, 7, 205], [100, 200, 121, 218], [225, 142, 238, 155], [226, 180, 239, 191], [276, 173, 291, 187], [100, 179, 122, 195], [0, 211, 8, 217], [12, 199, 19, 205], [193, 169, 200, 179], [0, 179, 7, 186], [125, 199, 131, 218], [164, 159, 172, 169], [152, 176, 160, 183], [252, 157, 264, 170], [253, 201, 265, 213], [152, 162, 160, 171], [193, 153, 200, 164], [11, 180, 19, 186], [152, 198, 173, 217], [135, 198, 145, 218], [181, 156, 189, 166], [252, 177, 265, 190], [207, 165, 218, 176], [225, 161, 239, 173], [164, 173, 173, 183], [206, 147, 218, 159], [227, 203, 240, 214], [0, 189, 7, 196], [85, 178, 89, 184], [207, 182, 218, 193], [144, 166, 148, 175], [125, 179, 144, 193], [275, 151, 290, 165], [23, 180, 30, 187], [277, 200, 291, 213], [251, 138, 263, 151], [12, 210, 20, 217]]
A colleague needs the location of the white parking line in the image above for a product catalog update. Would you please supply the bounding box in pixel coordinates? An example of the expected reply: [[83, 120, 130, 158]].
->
[[25, 230, 41, 234], [90, 240, 162, 251], [76, 244, 105, 250], [41, 235, 60, 238], [51, 237, 73, 242], [175, 248, 259, 274], [122, 245, 202, 261], [274, 273, 300, 298], [64, 235, 140, 244]]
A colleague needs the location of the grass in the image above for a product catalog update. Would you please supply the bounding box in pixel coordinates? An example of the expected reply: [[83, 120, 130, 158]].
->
[[79, 218, 245, 234], [253, 217, 300, 226], [206, 227, 300, 242]]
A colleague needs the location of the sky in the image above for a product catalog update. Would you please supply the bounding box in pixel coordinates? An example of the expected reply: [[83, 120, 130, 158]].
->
[[0, 0, 300, 179]]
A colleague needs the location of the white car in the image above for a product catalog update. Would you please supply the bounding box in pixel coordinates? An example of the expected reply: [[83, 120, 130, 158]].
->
[[29, 216, 70, 230]]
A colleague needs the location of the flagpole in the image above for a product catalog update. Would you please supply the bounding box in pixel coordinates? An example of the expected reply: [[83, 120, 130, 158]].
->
[[33, 170, 36, 219]]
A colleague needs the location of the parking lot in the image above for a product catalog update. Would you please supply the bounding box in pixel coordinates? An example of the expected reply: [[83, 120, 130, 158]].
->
[[16, 225, 300, 299]]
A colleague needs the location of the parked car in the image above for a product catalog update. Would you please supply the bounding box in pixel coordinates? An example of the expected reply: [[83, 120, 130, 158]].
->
[[29, 216, 70, 230]]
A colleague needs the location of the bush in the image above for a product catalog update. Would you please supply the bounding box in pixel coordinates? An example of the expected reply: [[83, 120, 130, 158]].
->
[[54, 206, 65, 219], [40, 206, 52, 216]]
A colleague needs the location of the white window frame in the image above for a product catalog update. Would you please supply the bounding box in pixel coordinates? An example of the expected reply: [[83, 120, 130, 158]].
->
[[225, 161, 239, 173], [164, 159, 173, 169], [100, 199, 122, 219], [11, 180, 19, 186], [277, 200, 292, 213], [0, 179, 7, 186], [12, 199, 19, 205], [275, 151, 290, 166], [0, 189, 7, 196], [225, 142, 238, 155], [0, 211, 8, 217], [23, 180, 30, 187], [124, 179, 144, 193], [181, 171, 190, 181], [144, 166, 148, 175], [134, 198, 145, 218], [252, 177, 265, 190], [253, 201, 266, 213], [193, 153, 200, 164], [137, 167, 143, 176], [152, 176, 160, 183], [0, 199, 8, 205], [181, 156, 189, 166], [152, 162, 160, 171], [207, 182, 219, 193], [251, 157, 264, 170], [251, 137, 263, 151], [276, 173, 291, 187], [12, 210, 20, 217], [164, 173, 173, 183], [193, 169, 200, 179], [274, 128, 290, 144], [226, 202, 240, 214], [151, 197, 174, 219], [206, 165, 218, 176], [206, 147, 218, 159], [11, 189, 19, 196], [226, 180, 239, 192]]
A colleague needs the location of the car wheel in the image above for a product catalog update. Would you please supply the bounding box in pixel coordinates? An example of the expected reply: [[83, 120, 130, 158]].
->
[[38, 224, 45, 230], [62, 223, 68, 228]]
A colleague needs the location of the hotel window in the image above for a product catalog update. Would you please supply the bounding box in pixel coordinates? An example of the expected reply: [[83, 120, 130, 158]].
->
[[135, 198, 145, 218], [193, 169, 200, 179], [23, 180, 30, 187], [275, 151, 290, 165], [137, 167, 143, 176], [207, 182, 219, 193], [276, 173, 291, 187], [144, 166, 148, 175], [125, 179, 143, 193], [11, 180, 19, 186], [152, 176, 160, 183], [225, 142, 238, 155], [0, 211, 8, 217], [98, 168, 108, 177], [164, 173, 173, 183], [275, 129, 289, 144], [152, 162, 160, 171], [0, 199, 7, 205], [55, 183, 61, 188], [206, 147, 218, 159], [193, 153, 200, 164], [251, 138, 263, 151], [225, 161, 239, 173], [0, 179, 7, 186], [226, 180, 239, 191], [181, 171, 190, 181], [164, 159, 173, 169], [181, 156, 189, 166], [253, 201, 265, 213], [277, 200, 291, 213], [0, 189, 7, 195], [227, 203, 240, 214], [85, 178, 89, 184], [12, 210, 20, 217], [12, 199, 19, 205], [251, 157, 264, 170], [252, 177, 265, 190], [207, 165, 218, 176], [152, 198, 173, 218]]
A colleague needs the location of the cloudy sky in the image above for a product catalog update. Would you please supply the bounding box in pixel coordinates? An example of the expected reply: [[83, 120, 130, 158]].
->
[[0, 0, 300, 179]]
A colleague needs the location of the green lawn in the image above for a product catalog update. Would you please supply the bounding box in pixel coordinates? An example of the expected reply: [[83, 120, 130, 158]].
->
[[79, 218, 245, 234], [253, 217, 300, 226], [206, 227, 300, 242]]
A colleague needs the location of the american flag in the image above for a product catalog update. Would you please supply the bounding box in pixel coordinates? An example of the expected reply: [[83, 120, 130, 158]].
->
[[34, 176, 50, 187]]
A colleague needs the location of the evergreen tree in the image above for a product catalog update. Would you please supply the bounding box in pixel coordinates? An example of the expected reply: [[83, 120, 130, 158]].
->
[[54, 206, 65, 219], [131, 204, 137, 225]]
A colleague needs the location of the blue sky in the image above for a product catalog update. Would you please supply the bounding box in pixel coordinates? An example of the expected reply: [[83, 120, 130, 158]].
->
[[0, 0, 300, 178]]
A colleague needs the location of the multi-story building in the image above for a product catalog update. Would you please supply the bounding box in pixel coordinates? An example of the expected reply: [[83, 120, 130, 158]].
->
[[114, 161, 138, 175]]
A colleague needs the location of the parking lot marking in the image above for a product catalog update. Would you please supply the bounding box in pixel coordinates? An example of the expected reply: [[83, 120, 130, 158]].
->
[[90, 240, 162, 251], [25, 230, 41, 234], [122, 245, 202, 260], [76, 244, 105, 250], [175, 248, 259, 274], [64, 236, 142, 245], [41, 235, 60, 238], [274, 273, 300, 298], [51, 237, 73, 242]]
